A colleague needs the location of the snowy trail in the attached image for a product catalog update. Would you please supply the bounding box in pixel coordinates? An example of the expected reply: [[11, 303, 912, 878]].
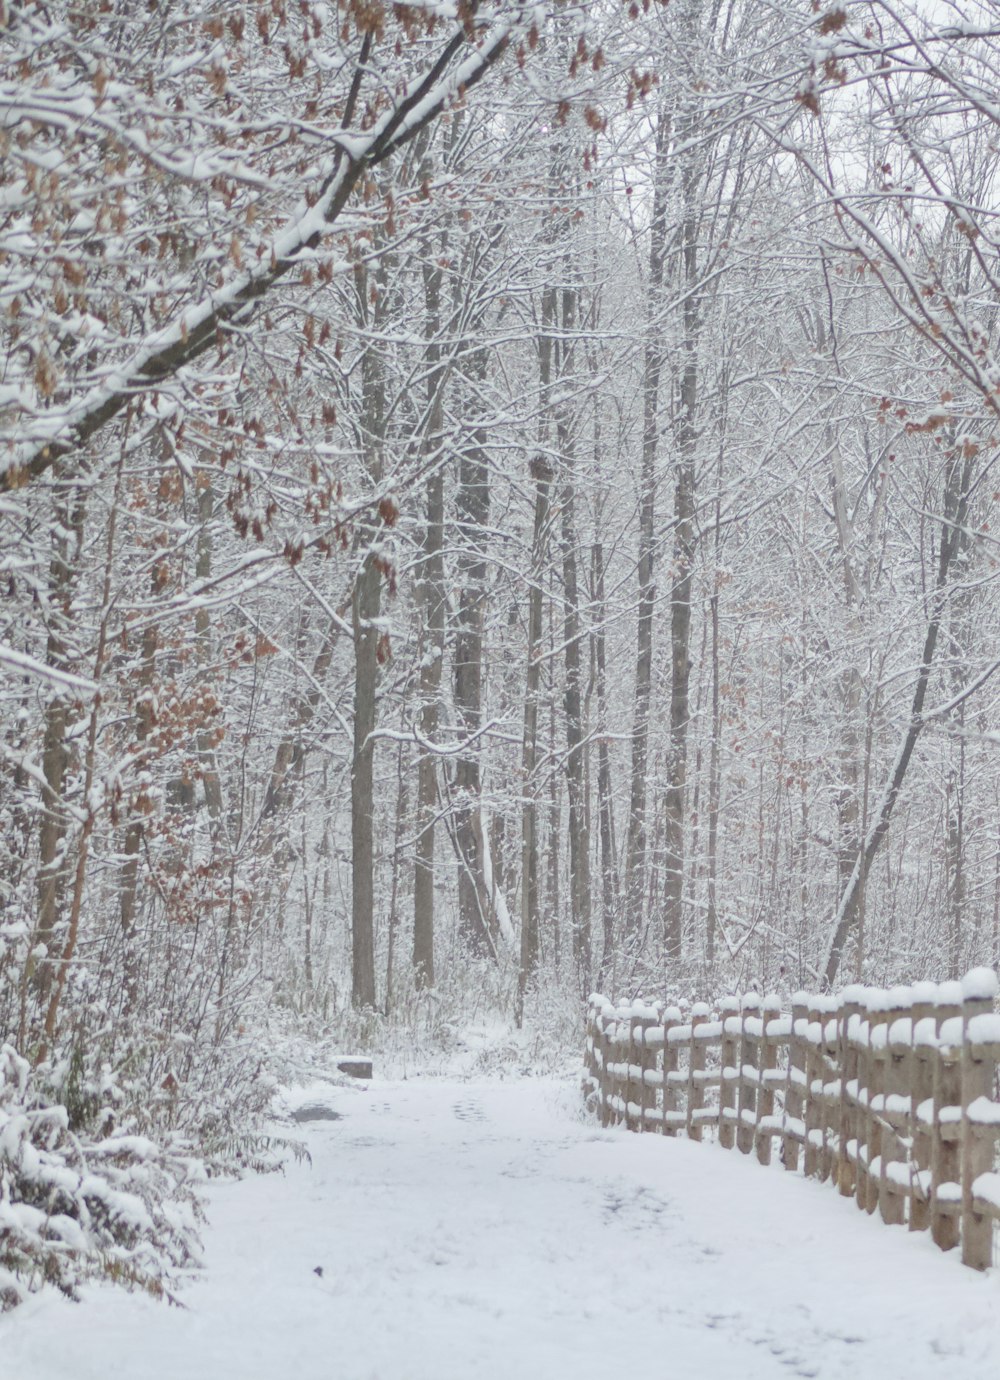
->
[[5, 1075, 1000, 1380]]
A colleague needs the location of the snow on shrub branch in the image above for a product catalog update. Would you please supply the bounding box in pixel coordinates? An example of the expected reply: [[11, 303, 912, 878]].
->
[[0, 1044, 204, 1311]]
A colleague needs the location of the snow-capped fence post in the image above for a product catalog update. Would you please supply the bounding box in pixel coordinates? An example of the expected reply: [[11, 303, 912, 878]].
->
[[718, 997, 739, 1149], [736, 993, 760, 1155], [836, 988, 861, 1198], [909, 985, 938, 1233], [851, 993, 871, 1209], [599, 1010, 613, 1124], [864, 992, 891, 1211], [584, 999, 596, 1086], [626, 1010, 642, 1132], [616, 1011, 630, 1127], [686, 1004, 709, 1141], [960, 969, 999, 1270], [589, 1001, 613, 1129], [878, 988, 912, 1227], [804, 998, 824, 1179], [820, 996, 839, 1182], [608, 1012, 624, 1126], [635, 1008, 658, 1133], [756, 994, 782, 1166], [609, 1009, 624, 1127], [584, 997, 606, 1120], [783, 995, 808, 1172], [662, 1006, 682, 1138], [930, 983, 963, 1251], [602, 1008, 615, 1129]]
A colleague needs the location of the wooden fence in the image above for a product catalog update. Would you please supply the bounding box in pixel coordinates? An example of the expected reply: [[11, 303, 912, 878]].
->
[[582, 968, 1000, 1271]]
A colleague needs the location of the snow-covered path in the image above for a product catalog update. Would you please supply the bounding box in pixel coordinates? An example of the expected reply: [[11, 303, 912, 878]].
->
[[6, 1075, 1000, 1380]]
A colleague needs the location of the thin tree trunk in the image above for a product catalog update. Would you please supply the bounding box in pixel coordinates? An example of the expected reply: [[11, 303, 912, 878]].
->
[[453, 348, 497, 955], [385, 744, 407, 1013], [413, 251, 448, 990], [351, 546, 381, 1008], [350, 259, 388, 1009], [625, 105, 669, 940], [663, 163, 699, 966], [193, 475, 223, 818], [118, 570, 158, 1015], [822, 448, 975, 985], [592, 537, 617, 986], [33, 479, 85, 1006], [558, 277, 591, 985], [706, 587, 721, 972], [518, 454, 553, 1019]]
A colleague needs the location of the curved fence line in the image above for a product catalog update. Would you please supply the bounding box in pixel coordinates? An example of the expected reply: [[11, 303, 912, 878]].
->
[[582, 969, 1000, 1272]]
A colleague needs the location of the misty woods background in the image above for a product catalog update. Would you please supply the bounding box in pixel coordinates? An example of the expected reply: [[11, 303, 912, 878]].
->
[[4, 0, 1000, 1303]]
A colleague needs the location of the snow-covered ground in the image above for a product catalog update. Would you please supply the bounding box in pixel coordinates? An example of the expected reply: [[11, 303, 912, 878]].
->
[[5, 1074, 1000, 1380]]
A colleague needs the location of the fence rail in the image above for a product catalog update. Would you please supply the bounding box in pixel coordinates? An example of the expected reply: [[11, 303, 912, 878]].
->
[[582, 969, 1000, 1271]]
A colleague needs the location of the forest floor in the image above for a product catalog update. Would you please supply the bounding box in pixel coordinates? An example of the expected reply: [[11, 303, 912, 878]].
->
[[5, 1071, 1000, 1379]]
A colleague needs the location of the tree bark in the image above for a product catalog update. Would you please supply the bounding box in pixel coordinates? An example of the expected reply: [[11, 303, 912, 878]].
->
[[518, 454, 553, 1018], [33, 480, 85, 1004], [592, 536, 617, 987], [663, 150, 699, 966], [412, 250, 447, 989], [453, 348, 497, 955], [557, 281, 591, 985], [625, 105, 669, 940], [350, 261, 388, 1010], [351, 546, 381, 1009]]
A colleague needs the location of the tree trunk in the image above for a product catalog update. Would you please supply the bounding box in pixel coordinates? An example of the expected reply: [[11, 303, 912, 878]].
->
[[625, 105, 669, 941], [663, 161, 699, 966], [592, 537, 617, 987], [350, 260, 388, 1010], [351, 546, 381, 1009], [518, 454, 553, 1018], [453, 348, 497, 955], [118, 571, 158, 1015], [33, 480, 84, 1005], [557, 281, 591, 986], [412, 249, 448, 990]]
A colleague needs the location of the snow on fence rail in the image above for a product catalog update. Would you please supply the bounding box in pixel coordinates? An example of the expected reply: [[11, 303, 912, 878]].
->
[[582, 968, 1000, 1271]]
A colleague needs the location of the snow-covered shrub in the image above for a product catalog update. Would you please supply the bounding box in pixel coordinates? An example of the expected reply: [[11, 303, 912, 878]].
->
[[0, 1044, 203, 1311]]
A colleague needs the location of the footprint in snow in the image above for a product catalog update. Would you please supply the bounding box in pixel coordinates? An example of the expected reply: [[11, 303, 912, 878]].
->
[[601, 1185, 675, 1230], [453, 1101, 487, 1124]]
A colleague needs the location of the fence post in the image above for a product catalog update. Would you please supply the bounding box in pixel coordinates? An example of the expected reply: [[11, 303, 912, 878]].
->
[[879, 986, 912, 1226], [662, 1005, 681, 1137], [836, 988, 861, 1197], [784, 994, 808, 1172], [756, 994, 782, 1166], [611, 1009, 627, 1126], [908, 983, 937, 1232], [852, 989, 872, 1209], [719, 997, 739, 1150], [687, 1003, 709, 1142], [804, 996, 824, 1179], [737, 993, 761, 1155], [961, 968, 999, 1270], [585, 996, 608, 1119], [863, 990, 890, 1211], [626, 1007, 643, 1132], [819, 996, 840, 1182], [635, 1007, 657, 1133], [931, 982, 963, 1251], [598, 1006, 614, 1128]]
